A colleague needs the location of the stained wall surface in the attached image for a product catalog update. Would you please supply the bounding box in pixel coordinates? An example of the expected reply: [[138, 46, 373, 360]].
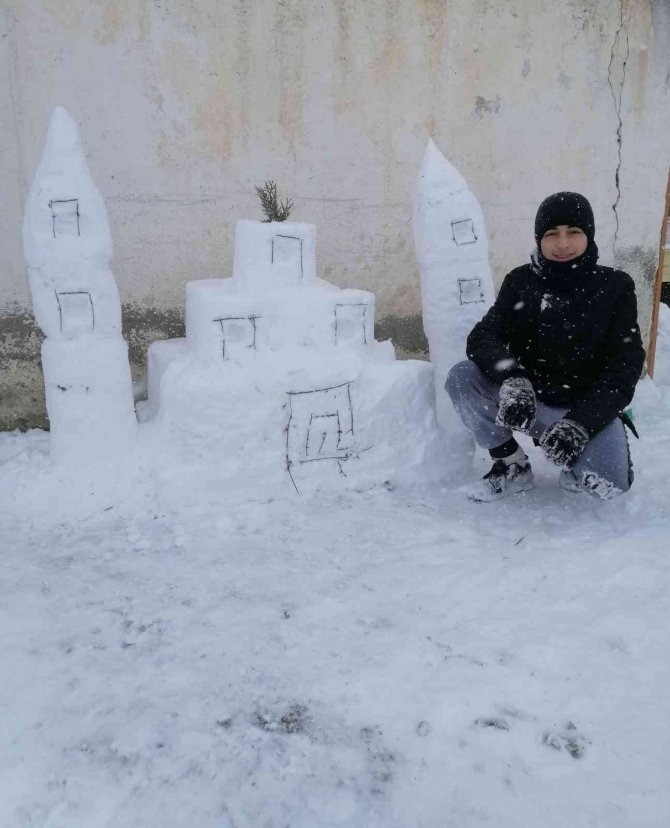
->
[[1, 0, 669, 428]]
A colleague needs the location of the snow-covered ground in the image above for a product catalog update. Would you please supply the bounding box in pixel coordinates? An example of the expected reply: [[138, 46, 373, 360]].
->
[[2, 313, 670, 827]]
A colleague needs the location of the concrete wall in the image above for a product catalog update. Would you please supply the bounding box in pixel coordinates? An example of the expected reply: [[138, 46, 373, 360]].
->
[[1, 0, 669, 429]]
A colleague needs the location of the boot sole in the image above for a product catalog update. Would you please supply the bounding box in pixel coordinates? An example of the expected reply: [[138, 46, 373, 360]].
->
[[466, 478, 535, 503]]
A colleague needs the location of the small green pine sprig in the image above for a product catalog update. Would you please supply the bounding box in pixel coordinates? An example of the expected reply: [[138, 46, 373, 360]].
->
[[255, 180, 293, 223]]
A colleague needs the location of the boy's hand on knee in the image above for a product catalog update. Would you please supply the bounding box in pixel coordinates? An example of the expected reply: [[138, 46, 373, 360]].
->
[[496, 377, 536, 431], [540, 419, 590, 469]]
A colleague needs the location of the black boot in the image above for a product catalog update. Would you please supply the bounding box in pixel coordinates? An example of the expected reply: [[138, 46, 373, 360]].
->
[[465, 457, 534, 502]]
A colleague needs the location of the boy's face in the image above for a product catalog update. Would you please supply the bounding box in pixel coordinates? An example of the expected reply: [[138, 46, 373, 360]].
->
[[540, 225, 588, 262]]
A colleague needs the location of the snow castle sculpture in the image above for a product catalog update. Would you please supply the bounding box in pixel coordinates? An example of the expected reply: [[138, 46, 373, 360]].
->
[[23, 107, 137, 463], [413, 139, 495, 467], [142, 218, 444, 496]]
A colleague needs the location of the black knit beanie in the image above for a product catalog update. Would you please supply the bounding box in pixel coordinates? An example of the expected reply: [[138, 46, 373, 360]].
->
[[534, 192, 595, 247]]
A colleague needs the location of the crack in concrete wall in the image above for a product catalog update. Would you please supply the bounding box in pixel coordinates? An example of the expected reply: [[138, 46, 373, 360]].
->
[[607, 0, 634, 254]]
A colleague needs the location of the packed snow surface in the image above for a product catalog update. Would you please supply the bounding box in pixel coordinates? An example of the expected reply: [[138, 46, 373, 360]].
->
[[2, 366, 669, 826], [2, 317, 669, 827]]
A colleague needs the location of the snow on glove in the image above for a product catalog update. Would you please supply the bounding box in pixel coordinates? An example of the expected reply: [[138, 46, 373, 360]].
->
[[539, 419, 590, 470], [495, 377, 536, 431]]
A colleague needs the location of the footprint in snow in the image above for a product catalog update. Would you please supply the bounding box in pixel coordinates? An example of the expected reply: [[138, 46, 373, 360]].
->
[[253, 703, 309, 735], [542, 720, 589, 759], [473, 716, 510, 731]]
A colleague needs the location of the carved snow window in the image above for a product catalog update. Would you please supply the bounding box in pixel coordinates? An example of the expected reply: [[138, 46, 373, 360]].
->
[[213, 315, 259, 359], [334, 303, 367, 346], [271, 234, 303, 280], [50, 199, 80, 238], [285, 381, 359, 492], [451, 218, 477, 246], [458, 277, 485, 305], [55, 290, 95, 335], [306, 413, 341, 457]]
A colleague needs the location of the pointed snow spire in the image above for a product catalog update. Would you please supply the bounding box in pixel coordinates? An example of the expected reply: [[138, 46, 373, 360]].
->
[[415, 138, 471, 201], [412, 138, 495, 464], [23, 107, 122, 339], [23, 106, 112, 270]]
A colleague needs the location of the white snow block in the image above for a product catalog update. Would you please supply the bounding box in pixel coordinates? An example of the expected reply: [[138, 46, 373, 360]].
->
[[232, 220, 317, 289], [42, 338, 137, 464], [23, 107, 122, 338], [140, 337, 188, 421], [186, 279, 375, 362], [333, 289, 376, 351], [413, 139, 495, 443], [150, 353, 446, 500], [28, 274, 122, 340]]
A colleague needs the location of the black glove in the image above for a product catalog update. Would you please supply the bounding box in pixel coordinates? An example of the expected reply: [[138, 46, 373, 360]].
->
[[540, 419, 590, 470], [495, 377, 536, 431]]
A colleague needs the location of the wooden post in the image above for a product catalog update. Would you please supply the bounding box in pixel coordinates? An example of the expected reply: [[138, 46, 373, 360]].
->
[[647, 169, 670, 378]]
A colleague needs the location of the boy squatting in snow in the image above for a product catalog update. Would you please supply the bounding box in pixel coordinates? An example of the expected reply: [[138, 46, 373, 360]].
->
[[446, 191, 646, 502]]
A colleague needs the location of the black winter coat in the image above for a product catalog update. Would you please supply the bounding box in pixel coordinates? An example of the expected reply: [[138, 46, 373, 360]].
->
[[466, 263, 646, 437]]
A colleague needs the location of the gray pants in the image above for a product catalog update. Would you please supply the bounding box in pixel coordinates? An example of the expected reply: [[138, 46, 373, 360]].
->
[[445, 360, 633, 496]]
